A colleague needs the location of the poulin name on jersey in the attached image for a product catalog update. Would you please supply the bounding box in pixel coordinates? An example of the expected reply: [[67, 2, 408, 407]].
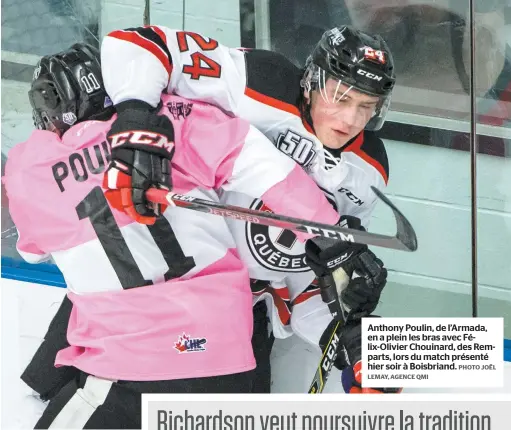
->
[[246, 200, 309, 272]]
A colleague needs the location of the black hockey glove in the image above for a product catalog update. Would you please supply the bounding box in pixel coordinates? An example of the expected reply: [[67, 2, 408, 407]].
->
[[305, 216, 366, 278], [305, 216, 387, 319], [104, 100, 174, 225], [319, 316, 401, 394], [340, 249, 387, 320]]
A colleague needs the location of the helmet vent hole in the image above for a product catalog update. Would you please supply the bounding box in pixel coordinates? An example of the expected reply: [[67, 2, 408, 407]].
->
[[329, 59, 350, 75]]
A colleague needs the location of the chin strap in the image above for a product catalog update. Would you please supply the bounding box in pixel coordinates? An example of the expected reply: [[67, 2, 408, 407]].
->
[[299, 94, 315, 133]]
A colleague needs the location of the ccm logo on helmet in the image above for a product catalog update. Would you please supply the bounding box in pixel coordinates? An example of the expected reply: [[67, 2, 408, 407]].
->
[[357, 69, 382, 81], [109, 131, 174, 151]]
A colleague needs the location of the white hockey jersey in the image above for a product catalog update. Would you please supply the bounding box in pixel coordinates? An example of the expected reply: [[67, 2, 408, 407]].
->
[[100, 26, 390, 349]]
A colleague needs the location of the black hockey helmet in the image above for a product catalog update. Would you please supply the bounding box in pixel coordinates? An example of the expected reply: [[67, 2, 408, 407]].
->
[[28, 43, 114, 136], [301, 26, 396, 130]]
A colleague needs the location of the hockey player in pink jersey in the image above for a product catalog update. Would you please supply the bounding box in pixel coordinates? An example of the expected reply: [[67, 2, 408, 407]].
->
[[4, 43, 347, 428], [98, 25, 397, 394]]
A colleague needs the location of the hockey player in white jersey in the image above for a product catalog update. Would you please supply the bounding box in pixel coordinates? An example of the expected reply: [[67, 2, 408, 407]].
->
[[99, 25, 398, 394], [100, 25, 393, 227]]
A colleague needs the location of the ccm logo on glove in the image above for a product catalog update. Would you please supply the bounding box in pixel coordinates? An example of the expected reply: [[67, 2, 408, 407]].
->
[[326, 251, 355, 269], [109, 131, 174, 151]]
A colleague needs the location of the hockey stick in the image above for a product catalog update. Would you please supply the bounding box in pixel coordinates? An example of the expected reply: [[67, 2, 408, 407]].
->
[[308, 319, 343, 393], [146, 186, 418, 252], [307, 270, 349, 394]]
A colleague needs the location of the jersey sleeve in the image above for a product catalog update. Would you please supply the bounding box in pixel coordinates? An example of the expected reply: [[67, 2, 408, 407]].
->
[[101, 25, 246, 114], [218, 125, 340, 228], [3, 140, 50, 264], [15, 226, 50, 264], [347, 178, 385, 230]]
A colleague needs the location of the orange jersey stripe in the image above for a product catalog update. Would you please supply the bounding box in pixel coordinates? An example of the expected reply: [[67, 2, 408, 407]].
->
[[146, 25, 167, 45], [108, 30, 172, 77], [245, 87, 301, 117], [345, 133, 388, 184]]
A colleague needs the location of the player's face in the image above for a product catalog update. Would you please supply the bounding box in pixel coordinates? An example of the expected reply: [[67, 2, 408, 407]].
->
[[308, 80, 379, 149]]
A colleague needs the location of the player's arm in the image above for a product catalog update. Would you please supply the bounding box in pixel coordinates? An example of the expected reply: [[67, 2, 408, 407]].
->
[[3, 143, 50, 264], [343, 170, 386, 230], [349, 184, 384, 230], [100, 26, 245, 113], [14, 229, 50, 264], [101, 26, 247, 224], [214, 123, 340, 228], [100, 25, 296, 130]]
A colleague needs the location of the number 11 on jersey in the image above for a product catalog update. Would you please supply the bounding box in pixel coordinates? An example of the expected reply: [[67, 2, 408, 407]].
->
[[76, 186, 196, 289]]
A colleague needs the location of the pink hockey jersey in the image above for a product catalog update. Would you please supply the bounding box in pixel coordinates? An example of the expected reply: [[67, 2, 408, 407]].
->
[[4, 93, 339, 381]]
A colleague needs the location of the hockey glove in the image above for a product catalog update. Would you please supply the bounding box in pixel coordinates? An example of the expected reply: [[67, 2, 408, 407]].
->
[[305, 215, 366, 278], [340, 249, 387, 320], [305, 216, 387, 319], [319, 316, 401, 394], [103, 100, 174, 225]]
